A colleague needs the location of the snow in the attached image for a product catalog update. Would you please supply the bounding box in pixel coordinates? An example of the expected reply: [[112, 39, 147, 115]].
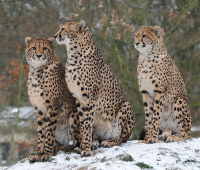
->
[[4, 138, 200, 170], [1, 107, 35, 120], [0, 107, 35, 127], [191, 127, 200, 132]]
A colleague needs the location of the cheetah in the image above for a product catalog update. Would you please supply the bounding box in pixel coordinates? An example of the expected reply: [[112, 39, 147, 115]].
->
[[55, 20, 134, 157], [25, 37, 82, 162], [134, 26, 192, 144]]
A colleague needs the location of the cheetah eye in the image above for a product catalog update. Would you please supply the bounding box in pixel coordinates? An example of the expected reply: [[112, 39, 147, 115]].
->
[[135, 35, 137, 38], [61, 28, 64, 31], [43, 47, 47, 51], [32, 47, 36, 50], [142, 35, 147, 38]]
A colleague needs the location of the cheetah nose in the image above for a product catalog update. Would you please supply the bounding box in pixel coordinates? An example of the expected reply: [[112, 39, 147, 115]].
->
[[36, 54, 42, 58], [55, 35, 57, 39], [135, 42, 139, 46]]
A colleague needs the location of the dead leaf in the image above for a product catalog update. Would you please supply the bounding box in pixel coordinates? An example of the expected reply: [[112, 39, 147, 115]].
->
[[78, 0, 83, 6], [128, 8, 133, 13], [104, 31, 108, 40], [98, 2, 103, 8], [115, 33, 121, 40], [17, 45, 22, 55], [181, 13, 186, 19], [99, 13, 107, 27], [71, 13, 79, 20]]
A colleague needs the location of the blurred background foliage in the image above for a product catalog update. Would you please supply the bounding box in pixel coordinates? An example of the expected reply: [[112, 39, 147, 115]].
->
[[0, 0, 200, 165]]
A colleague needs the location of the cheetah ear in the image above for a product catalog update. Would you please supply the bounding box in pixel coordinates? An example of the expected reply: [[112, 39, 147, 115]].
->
[[77, 20, 86, 33], [25, 37, 33, 46], [47, 38, 55, 46], [153, 26, 165, 37]]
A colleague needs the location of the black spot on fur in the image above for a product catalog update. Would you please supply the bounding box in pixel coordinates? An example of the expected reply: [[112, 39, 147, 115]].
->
[[38, 121, 42, 126], [46, 100, 50, 103], [144, 102, 148, 107], [39, 111, 43, 115]]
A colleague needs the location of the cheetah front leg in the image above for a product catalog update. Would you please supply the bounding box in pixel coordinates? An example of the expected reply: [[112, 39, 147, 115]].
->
[[74, 100, 95, 157], [69, 108, 81, 146], [147, 93, 165, 144], [165, 97, 191, 142], [69, 107, 99, 152], [100, 102, 134, 147], [139, 92, 154, 143], [40, 104, 59, 162], [29, 109, 46, 163], [91, 126, 99, 150]]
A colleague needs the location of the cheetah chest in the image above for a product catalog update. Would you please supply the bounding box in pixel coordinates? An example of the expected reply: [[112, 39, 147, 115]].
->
[[65, 64, 86, 105], [28, 76, 47, 112], [138, 67, 157, 98]]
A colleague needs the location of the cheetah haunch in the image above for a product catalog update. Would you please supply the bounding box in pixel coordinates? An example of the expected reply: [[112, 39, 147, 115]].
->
[[55, 20, 134, 156], [25, 37, 82, 162], [134, 26, 192, 143]]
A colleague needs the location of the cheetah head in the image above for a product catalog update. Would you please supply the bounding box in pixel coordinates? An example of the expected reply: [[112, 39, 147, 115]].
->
[[55, 20, 86, 45], [25, 37, 55, 68], [134, 26, 165, 53]]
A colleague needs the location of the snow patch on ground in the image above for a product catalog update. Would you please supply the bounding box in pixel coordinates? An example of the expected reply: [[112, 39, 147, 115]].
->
[[191, 126, 200, 132], [1, 107, 35, 119], [3, 138, 200, 170]]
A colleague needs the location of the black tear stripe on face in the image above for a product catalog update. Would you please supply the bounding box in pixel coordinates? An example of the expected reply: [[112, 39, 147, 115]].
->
[[27, 48, 31, 53], [59, 28, 65, 38], [44, 53, 46, 61], [33, 42, 37, 57], [141, 39, 146, 47], [33, 45, 36, 57], [141, 31, 145, 47], [43, 47, 46, 60], [43, 50, 45, 60], [33, 51, 36, 58]]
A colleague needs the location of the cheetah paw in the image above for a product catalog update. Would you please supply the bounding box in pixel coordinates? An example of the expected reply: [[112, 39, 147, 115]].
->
[[100, 141, 112, 148], [74, 147, 82, 154], [147, 137, 158, 144], [91, 140, 99, 150], [166, 134, 182, 143], [41, 154, 52, 162], [29, 154, 41, 163], [162, 129, 172, 141], [81, 149, 91, 157], [138, 140, 147, 144]]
